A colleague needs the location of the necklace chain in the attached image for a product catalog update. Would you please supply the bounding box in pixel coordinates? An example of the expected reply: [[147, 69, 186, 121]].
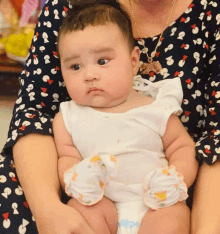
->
[[129, 0, 177, 63]]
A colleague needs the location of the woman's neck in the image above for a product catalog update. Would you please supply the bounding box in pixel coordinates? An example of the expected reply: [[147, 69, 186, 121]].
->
[[132, 0, 174, 14], [121, 0, 176, 17], [120, 0, 193, 38]]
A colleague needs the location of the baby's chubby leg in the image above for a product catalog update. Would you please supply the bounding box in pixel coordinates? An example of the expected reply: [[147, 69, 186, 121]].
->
[[138, 201, 190, 234], [67, 196, 118, 234]]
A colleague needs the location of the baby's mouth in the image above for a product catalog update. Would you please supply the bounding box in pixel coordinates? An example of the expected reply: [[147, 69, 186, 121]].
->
[[88, 87, 103, 93]]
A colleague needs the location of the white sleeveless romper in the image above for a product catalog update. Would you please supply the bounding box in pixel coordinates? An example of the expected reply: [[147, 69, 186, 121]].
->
[[60, 78, 183, 234]]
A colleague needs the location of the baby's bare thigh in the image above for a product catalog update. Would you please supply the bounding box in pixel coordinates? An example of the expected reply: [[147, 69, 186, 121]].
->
[[67, 196, 118, 234], [139, 202, 190, 234]]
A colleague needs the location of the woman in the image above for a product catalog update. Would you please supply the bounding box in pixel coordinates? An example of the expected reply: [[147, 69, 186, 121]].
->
[[0, 0, 220, 233]]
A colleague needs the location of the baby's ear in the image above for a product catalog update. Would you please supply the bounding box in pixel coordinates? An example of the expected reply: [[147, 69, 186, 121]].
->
[[131, 46, 140, 75]]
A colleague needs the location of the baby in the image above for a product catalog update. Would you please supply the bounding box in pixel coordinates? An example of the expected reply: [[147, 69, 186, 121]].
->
[[53, 1, 198, 234]]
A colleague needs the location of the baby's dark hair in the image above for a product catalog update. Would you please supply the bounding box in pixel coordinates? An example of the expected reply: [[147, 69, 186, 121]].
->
[[57, 0, 135, 53]]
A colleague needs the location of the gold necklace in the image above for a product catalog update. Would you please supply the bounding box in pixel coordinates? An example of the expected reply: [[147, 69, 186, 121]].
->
[[129, 0, 177, 75]]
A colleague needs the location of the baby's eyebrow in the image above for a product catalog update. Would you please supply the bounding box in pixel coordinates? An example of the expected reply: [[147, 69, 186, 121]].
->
[[63, 54, 80, 63], [90, 47, 114, 54]]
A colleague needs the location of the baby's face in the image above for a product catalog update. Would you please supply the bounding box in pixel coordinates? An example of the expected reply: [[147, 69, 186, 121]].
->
[[59, 22, 139, 108]]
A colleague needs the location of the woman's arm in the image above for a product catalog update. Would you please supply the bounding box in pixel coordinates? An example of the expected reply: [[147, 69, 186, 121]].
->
[[191, 161, 220, 234], [13, 134, 61, 225], [162, 114, 198, 188], [13, 133, 96, 234], [191, 4, 220, 234]]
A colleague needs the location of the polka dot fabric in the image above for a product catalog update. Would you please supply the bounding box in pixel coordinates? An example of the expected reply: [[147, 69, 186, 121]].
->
[[135, 0, 220, 165], [0, 0, 220, 232]]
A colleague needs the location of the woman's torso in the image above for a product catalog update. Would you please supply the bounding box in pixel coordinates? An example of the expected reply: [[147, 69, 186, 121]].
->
[[3, 0, 220, 166]]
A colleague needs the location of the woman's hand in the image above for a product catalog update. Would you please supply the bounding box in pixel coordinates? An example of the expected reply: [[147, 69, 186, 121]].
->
[[35, 202, 96, 234]]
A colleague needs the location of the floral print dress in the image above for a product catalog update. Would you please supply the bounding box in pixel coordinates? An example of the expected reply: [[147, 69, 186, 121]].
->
[[0, 0, 220, 232]]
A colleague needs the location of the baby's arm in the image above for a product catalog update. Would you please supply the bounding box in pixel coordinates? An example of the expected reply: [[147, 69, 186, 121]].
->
[[139, 114, 196, 234], [53, 111, 82, 189], [162, 114, 198, 188], [53, 112, 118, 234]]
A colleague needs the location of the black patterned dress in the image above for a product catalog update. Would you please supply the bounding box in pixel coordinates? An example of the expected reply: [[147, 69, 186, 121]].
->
[[0, 0, 220, 232]]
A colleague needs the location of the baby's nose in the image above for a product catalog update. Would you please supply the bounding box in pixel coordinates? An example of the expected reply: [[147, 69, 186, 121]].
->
[[84, 65, 99, 81]]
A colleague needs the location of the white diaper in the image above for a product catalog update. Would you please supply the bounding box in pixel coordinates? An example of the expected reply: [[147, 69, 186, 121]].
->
[[116, 201, 148, 234]]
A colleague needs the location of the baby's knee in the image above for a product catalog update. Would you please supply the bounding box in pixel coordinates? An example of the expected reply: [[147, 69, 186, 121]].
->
[[162, 220, 189, 234], [140, 202, 190, 234], [161, 203, 190, 234]]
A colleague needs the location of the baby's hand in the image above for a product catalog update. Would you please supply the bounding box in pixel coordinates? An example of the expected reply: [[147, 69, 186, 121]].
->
[[64, 154, 118, 205], [142, 165, 188, 210]]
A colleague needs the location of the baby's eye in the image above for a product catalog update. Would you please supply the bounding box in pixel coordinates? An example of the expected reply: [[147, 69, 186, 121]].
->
[[98, 59, 109, 65], [71, 64, 81, 70]]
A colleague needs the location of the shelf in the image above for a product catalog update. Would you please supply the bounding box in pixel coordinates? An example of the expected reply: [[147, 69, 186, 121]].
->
[[0, 53, 23, 74], [0, 53, 22, 95]]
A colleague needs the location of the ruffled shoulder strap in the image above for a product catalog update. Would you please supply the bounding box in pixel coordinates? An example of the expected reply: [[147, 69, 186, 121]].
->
[[133, 76, 183, 112], [133, 76, 183, 136]]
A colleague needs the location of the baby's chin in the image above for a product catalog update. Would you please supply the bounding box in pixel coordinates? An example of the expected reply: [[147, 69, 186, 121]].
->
[[73, 100, 109, 108], [76, 98, 126, 109]]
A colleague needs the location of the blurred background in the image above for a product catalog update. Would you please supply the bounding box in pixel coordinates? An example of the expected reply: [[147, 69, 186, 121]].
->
[[0, 0, 42, 150]]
